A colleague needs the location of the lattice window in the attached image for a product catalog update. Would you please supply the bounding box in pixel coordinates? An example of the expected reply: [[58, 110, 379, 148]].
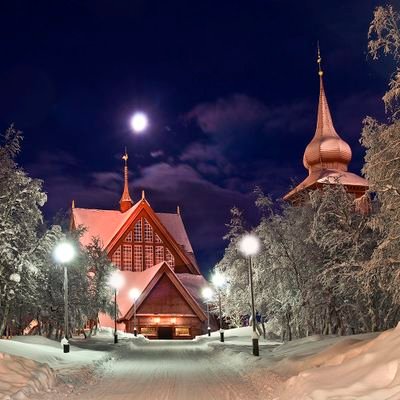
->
[[125, 231, 132, 242], [145, 245, 154, 270], [144, 219, 153, 243], [122, 244, 132, 271], [165, 248, 175, 269], [155, 246, 164, 264], [134, 219, 142, 242], [155, 233, 163, 243], [111, 246, 122, 269], [134, 245, 143, 272]]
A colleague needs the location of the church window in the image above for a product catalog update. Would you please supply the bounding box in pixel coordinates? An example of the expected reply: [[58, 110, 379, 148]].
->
[[141, 327, 157, 336], [111, 246, 122, 269], [144, 245, 154, 269], [144, 219, 153, 243], [155, 233, 162, 243], [122, 244, 132, 271], [134, 245, 143, 272], [134, 220, 142, 242], [155, 246, 164, 264], [125, 231, 132, 242], [165, 248, 175, 269], [175, 327, 190, 336]]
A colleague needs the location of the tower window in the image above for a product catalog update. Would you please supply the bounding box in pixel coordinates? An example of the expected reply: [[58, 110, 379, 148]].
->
[[145, 245, 154, 270], [122, 244, 132, 271], [144, 219, 153, 243], [111, 246, 122, 269], [125, 231, 132, 242], [134, 245, 143, 272], [155, 233, 163, 243], [155, 246, 164, 264], [134, 219, 142, 242], [165, 248, 175, 270]]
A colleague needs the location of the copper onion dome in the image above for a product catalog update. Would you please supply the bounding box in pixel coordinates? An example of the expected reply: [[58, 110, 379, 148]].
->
[[303, 53, 352, 174]]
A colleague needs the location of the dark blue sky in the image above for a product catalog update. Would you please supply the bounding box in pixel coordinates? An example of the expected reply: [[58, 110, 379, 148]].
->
[[0, 0, 395, 275]]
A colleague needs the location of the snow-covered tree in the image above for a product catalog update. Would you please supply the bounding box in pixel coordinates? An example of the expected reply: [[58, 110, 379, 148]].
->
[[0, 125, 62, 334], [361, 4, 400, 306], [0, 126, 115, 338], [214, 185, 385, 340]]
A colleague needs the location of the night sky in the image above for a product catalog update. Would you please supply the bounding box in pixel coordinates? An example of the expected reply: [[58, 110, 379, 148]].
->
[[0, 0, 396, 275]]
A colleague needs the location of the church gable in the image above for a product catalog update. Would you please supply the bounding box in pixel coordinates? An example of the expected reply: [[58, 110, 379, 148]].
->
[[108, 204, 192, 274], [137, 273, 195, 315]]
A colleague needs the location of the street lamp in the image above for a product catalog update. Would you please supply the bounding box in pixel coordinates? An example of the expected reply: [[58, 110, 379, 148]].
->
[[108, 271, 125, 344], [202, 287, 214, 337], [53, 241, 76, 353], [212, 271, 226, 343], [239, 233, 261, 357], [129, 288, 140, 337]]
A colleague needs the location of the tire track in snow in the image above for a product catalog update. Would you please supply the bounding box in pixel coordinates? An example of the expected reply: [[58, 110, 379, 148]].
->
[[62, 341, 264, 400]]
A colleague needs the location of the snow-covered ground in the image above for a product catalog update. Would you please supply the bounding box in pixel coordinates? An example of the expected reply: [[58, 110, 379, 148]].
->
[[0, 352, 55, 400], [0, 334, 109, 400], [2, 326, 400, 399]]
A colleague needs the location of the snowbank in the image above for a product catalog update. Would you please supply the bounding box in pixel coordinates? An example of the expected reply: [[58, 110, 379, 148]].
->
[[0, 352, 55, 400], [194, 326, 281, 346], [0, 336, 107, 370], [280, 324, 400, 399]]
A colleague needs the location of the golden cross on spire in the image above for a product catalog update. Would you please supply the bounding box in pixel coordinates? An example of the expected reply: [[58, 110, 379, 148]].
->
[[317, 41, 323, 77], [122, 146, 128, 163]]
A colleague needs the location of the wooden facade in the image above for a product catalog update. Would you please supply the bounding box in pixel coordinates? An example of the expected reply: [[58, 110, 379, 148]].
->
[[71, 163, 208, 339]]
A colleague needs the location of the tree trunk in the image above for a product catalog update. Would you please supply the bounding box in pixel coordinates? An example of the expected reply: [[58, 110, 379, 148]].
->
[[0, 304, 10, 338]]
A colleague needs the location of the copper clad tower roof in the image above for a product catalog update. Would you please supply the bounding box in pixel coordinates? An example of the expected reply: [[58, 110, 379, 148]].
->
[[119, 148, 134, 212], [303, 50, 352, 173], [283, 46, 368, 202]]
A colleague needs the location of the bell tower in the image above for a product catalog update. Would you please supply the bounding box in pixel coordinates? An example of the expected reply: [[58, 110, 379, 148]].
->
[[119, 148, 134, 212]]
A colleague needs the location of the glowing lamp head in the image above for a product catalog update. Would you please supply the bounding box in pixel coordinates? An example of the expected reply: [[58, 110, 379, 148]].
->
[[129, 288, 140, 301], [53, 242, 76, 264], [108, 271, 125, 290], [202, 287, 214, 301], [130, 112, 149, 133], [239, 234, 260, 257], [212, 271, 226, 288]]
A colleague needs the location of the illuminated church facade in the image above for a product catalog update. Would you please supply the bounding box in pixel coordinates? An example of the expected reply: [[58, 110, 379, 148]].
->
[[71, 154, 207, 339]]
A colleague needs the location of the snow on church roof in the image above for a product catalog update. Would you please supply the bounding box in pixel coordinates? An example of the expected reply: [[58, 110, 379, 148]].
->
[[72, 202, 141, 248], [72, 203, 196, 258], [156, 213, 194, 254]]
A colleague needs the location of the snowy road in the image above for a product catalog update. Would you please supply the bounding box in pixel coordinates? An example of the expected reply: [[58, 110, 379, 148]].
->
[[63, 339, 266, 400]]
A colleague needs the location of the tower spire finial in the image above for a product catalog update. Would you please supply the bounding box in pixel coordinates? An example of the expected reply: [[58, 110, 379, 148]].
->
[[120, 147, 133, 212], [317, 41, 323, 77]]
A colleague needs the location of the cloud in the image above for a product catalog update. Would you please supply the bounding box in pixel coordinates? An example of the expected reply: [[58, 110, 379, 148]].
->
[[180, 142, 234, 176], [134, 162, 254, 269], [150, 149, 164, 158], [185, 94, 269, 136]]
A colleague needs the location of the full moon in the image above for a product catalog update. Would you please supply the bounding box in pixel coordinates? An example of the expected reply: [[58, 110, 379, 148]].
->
[[130, 112, 149, 133]]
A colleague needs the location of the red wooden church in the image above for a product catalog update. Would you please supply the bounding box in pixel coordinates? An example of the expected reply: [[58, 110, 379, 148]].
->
[[71, 153, 208, 339]]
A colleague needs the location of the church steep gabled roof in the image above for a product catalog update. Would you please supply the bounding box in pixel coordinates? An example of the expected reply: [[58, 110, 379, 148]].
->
[[71, 198, 200, 273], [121, 262, 207, 322]]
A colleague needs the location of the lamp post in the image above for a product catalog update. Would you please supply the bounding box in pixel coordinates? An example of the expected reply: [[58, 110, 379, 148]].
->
[[202, 287, 214, 336], [212, 271, 226, 342], [108, 271, 125, 344], [239, 233, 261, 357], [129, 288, 140, 337], [53, 241, 76, 353]]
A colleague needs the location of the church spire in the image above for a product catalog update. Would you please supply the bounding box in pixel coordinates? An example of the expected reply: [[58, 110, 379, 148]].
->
[[302, 45, 352, 173], [119, 148, 134, 213]]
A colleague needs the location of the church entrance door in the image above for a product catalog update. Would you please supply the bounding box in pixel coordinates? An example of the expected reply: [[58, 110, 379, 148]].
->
[[158, 327, 173, 339]]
